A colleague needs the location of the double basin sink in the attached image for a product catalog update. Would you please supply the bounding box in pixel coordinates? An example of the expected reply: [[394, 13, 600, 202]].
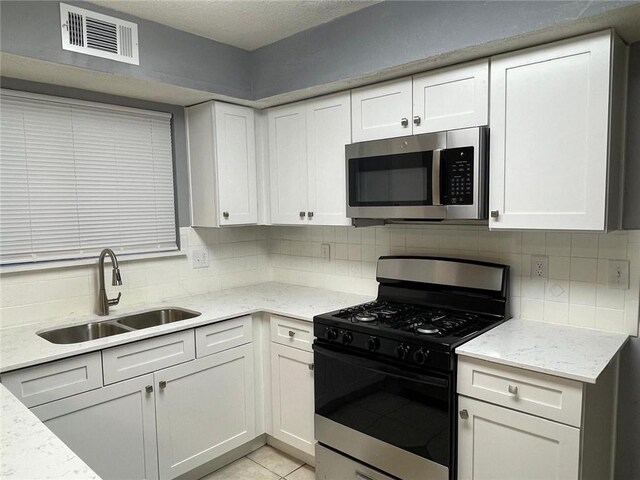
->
[[38, 308, 201, 344]]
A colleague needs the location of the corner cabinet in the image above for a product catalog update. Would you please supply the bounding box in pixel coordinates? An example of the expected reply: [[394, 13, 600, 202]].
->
[[187, 101, 258, 227], [351, 60, 489, 142], [268, 92, 351, 225], [457, 356, 619, 480], [489, 30, 627, 231]]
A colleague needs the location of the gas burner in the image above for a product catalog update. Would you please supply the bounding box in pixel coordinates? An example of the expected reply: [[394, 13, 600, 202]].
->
[[416, 324, 439, 335], [354, 312, 378, 322]]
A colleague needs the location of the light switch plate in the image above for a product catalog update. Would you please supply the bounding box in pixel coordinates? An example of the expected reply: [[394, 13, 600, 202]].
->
[[192, 248, 209, 269], [608, 259, 629, 290], [321, 243, 331, 263]]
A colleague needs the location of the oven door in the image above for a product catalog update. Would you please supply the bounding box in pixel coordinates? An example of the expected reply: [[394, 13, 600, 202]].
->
[[346, 133, 447, 219], [314, 343, 451, 480]]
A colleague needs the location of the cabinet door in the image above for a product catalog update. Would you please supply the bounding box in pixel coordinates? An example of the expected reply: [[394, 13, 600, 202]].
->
[[306, 92, 351, 226], [32, 374, 158, 480], [489, 31, 612, 230], [270, 342, 314, 455], [413, 59, 488, 133], [351, 77, 413, 142], [155, 344, 255, 480], [214, 102, 257, 225], [268, 104, 308, 224], [458, 396, 580, 480]]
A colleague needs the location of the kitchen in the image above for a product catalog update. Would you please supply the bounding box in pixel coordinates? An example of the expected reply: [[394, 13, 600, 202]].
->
[[0, 1, 639, 480]]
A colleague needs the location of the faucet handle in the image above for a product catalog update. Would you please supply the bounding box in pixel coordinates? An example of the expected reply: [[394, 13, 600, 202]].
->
[[107, 292, 122, 306]]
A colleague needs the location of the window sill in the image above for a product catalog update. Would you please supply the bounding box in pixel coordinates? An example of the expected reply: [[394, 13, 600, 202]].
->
[[0, 250, 187, 275]]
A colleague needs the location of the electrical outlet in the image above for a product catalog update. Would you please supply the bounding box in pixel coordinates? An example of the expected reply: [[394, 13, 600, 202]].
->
[[192, 248, 209, 269], [321, 243, 331, 263], [608, 259, 629, 290], [531, 255, 548, 280]]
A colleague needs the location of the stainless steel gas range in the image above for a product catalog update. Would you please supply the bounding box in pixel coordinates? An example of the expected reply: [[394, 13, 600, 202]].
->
[[313, 256, 511, 480]]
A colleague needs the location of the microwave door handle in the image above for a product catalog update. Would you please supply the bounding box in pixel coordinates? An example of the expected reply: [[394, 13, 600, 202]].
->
[[432, 149, 442, 206]]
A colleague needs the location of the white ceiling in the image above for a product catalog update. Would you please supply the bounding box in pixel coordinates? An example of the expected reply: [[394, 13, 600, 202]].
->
[[88, 0, 381, 51]]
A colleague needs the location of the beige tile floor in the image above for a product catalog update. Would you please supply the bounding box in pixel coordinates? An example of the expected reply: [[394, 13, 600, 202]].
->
[[200, 446, 315, 480]]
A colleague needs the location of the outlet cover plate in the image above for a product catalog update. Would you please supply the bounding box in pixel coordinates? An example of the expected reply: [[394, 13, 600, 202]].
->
[[192, 248, 209, 269], [321, 243, 331, 263], [531, 255, 548, 280]]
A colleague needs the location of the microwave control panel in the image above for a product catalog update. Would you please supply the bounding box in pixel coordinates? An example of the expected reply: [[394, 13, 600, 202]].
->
[[441, 146, 474, 205]]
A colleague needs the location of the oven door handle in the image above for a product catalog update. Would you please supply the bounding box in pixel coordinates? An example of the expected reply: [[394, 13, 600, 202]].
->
[[313, 344, 449, 388]]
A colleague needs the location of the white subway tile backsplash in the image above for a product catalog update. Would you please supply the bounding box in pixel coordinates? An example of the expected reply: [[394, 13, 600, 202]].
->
[[571, 233, 599, 258], [569, 304, 596, 329], [570, 257, 598, 282], [546, 232, 571, 256]]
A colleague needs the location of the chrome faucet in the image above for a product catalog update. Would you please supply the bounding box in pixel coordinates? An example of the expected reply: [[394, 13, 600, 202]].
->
[[98, 248, 122, 315]]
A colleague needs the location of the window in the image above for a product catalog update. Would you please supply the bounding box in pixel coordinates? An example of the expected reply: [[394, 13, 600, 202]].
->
[[0, 90, 178, 266]]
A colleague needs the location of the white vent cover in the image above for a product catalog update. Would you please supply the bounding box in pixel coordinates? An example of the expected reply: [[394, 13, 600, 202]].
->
[[60, 3, 139, 65]]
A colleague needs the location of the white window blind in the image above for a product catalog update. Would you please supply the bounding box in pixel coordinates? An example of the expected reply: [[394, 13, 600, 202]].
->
[[0, 90, 177, 266]]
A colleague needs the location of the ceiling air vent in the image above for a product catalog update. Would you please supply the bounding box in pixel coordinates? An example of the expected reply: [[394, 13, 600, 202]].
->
[[60, 3, 139, 65]]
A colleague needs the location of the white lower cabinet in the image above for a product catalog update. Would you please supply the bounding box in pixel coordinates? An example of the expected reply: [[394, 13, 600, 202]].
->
[[155, 343, 255, 480], [457, 356, 619, 480], [270, 342, 315, 456], [458, 396, 580, 480], [32, 374, 159, 480]]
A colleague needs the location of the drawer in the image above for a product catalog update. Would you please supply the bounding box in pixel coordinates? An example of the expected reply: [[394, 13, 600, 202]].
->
[[270, 315, 313, 352], [196, 316, 252, 358], [102, 330, 195, 385], [457, 357, 583, 427], [1, 352, 102, 407]]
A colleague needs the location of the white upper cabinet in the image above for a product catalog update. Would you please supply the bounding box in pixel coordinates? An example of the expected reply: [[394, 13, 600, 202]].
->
[[268, 103, 309, 224], [413, 59, 488, 134], [351, 61, 489, 142], [351, 78, 413, 142], [187, 101, 257, 227], [489, 30, 627, 231], [268, 92, 351, 225], [306, 92, 351, 225]]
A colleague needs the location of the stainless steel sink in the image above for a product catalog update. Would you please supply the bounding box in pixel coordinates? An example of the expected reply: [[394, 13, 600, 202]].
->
[[37, 308, 201, 344], [38, 322, 132, 344], [116, 308, 201, 329]]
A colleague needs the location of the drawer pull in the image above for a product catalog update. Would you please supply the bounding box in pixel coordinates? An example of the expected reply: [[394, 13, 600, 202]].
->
[[145, 385, 153, 394], [508, 384, 518, 395], [159, 380, 167, 390], [288, 330, 296, 337], [459, 409, 469, 419], [308, 363, 314, 371], [356, 473, 374, 480]]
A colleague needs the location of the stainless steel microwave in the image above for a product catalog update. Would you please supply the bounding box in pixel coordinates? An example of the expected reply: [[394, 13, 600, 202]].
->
[[346, 127, 488, 222]]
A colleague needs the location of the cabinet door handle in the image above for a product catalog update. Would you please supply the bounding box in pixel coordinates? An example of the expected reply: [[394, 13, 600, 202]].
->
[[413, 115, 421, 126], [308, 363, 314, 371], [222, 211, 229, 219], [459, 409, 469, 419], [356, 473, 374, 480], [299, 211, 306, 218], [490, 210, 500, 218], [508, 384, 518, 395], [159, 380, 167, 390], [145, 385, 153, 394], [288, 330, 296, 337], [308, 211, 314, 219], [400, 117, 409, 127]]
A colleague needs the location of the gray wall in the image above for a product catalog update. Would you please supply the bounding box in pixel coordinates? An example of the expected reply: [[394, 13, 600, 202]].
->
[[624, 42, 640, 229], [0, 0, 252, 100], [250, 0, 635, 99], [0, 77, 191, 228]]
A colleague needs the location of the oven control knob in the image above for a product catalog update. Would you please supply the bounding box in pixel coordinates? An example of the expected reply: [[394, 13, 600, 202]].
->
[[413, 348, 429, 365], [368, 336, 380, 352], [394, 343, 410, 360], [342, 332, 353, 345], [325, 327, 338, 341]]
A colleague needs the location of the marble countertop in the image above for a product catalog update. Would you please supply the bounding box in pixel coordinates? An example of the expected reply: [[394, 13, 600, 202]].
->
[[0, 384, 100, 480], [456, 319, 629, 383], [0, 282, 374, 373]]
